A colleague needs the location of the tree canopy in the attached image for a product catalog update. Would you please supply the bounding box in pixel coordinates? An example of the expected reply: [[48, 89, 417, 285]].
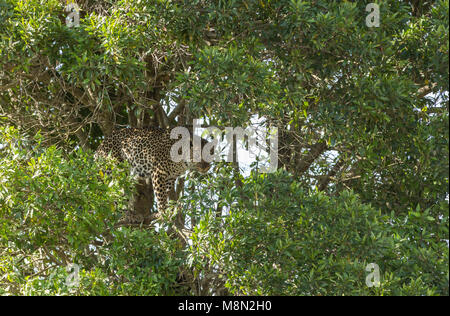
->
[[0, 0, 448, 296]]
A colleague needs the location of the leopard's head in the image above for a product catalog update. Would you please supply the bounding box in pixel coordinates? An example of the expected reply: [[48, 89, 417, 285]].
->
[[196, 159, 211, 174], [188, 135, 212, 174]]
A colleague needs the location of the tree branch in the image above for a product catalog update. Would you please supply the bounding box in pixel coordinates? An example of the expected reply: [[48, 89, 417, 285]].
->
[[318, 158, 345, 191], [296, 141, 328, 175], [168, 99, 186, 122]]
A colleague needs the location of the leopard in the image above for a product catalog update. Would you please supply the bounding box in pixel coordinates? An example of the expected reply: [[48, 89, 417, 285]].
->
[[94, 127, 211, 214]]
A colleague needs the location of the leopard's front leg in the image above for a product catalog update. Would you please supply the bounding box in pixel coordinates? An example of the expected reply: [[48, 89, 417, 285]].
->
[[151, 172, 175, 212]]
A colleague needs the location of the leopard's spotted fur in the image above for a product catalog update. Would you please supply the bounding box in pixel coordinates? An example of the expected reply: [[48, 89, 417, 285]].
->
[[95, 127, 210, 212]]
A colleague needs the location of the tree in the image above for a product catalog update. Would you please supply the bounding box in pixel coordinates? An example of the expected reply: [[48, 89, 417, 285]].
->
[[0, 0, 448, 295]]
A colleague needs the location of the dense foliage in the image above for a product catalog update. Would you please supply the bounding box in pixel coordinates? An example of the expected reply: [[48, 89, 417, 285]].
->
[[0, 126, 187, 295], [0, 0, 448, 295], [186, 168, 449, 295]]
